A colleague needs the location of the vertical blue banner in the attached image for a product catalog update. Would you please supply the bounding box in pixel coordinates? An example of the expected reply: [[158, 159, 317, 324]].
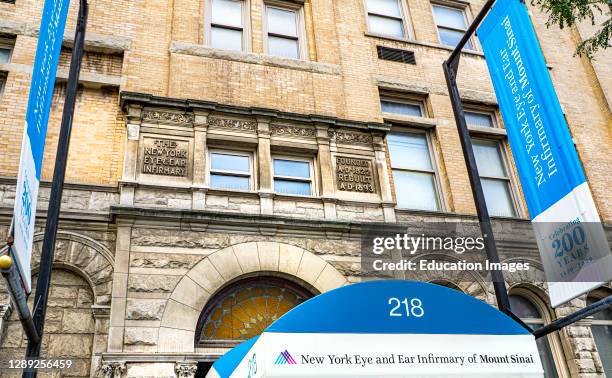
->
[[478, 0, 612, 306], [13, 0, 71, 292]]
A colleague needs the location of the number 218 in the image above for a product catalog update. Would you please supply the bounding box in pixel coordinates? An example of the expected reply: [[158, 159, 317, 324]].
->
[[388, 297, 424, 317]]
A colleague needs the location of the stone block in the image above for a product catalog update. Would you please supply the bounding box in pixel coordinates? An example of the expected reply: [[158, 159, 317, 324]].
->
[[157, 327, 195, 353], [233, 242, 260, 273], [314, 263, 347, 292], [47, 334, 93, 358], [128, 274, 181, 293], [160, 299, 200, 331], [126, 299, 166, 321], [124, 327, 158, 346], [297, 252, 326, 284], [258, 241, 280, 271], [62, 309, 95, 333], [208, 247, 243, 280], [278, 244, 304, 275], [187, 258, 225, 293], [170, 277, 210, 311]]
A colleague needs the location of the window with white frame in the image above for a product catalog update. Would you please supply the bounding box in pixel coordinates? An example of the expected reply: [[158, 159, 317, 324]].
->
[[432, 4, 473, 49], [388, 131, 440, 211], [207, 0, 247, 51], [265, 4, 304, 59], [380, 97, 425, 117], [465, 109, 496, 128], [209, 151, 253, 190], [509, 295, 561, 378], [587, 294, 612, 376], [273, 157, 313, 196], [365, 0, 408, 39], [471, 138, 516, 217]]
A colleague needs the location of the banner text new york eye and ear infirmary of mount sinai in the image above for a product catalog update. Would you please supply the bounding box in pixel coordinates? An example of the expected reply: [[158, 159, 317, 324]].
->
[[499, 15, 557, 188]]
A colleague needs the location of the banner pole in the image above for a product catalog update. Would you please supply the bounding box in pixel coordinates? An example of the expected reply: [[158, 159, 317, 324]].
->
[[441, 0, 513, 315], [0, 246, 39, 343], [22, 1, 88, 376]]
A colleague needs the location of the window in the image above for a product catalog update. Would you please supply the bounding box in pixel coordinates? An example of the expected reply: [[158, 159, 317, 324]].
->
[[388, 132, 440, 211], [432, 4, 473, 49], [265, 5, 304, 59], [381, 98, 424, 117], [209, 151, 252, 190], [365, 0, 408, 38], [587, 295, 612, 376], [471, 139, 516, 217], [0, 38, 13, 64], [465, 110, 495, 128], [207, 0, 246, 51], [0, 75, 5, 99], [273, 157, 313, 196], [509, 295, 560, 378], [196, 277, 313, 346]]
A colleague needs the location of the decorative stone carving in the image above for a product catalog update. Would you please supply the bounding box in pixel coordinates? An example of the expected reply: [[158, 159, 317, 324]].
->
[[208, 117, 257, 131], [175, 362, 198, 378], [100, 361, 126, 378], [142, 110, 194, 124], [271, 124, 316, 138], [328, 129, 373, 144]]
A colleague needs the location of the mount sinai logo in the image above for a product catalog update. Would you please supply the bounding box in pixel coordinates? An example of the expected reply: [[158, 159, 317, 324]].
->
[[274, 350, 297, 365]]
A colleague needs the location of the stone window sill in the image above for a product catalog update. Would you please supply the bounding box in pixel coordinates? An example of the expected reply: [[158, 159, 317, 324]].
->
[[170, 41, 342, 76], [383, 113, 437, 129]]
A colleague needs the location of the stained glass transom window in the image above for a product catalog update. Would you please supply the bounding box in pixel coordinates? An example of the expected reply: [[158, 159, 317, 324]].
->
[[197, 277, 312, 345]]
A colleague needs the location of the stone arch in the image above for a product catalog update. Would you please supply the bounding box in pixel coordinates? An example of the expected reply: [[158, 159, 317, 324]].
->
[[503, 257, 549, 296], [31, 231, 114, 305], [158, 241, 348, 352]]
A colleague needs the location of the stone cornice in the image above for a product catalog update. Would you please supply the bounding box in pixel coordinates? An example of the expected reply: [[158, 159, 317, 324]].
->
[[119, 91, 391, 134]]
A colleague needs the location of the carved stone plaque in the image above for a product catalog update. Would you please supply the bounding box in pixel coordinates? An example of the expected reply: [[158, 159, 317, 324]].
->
[[336, 156, 375, 193], [142, 138, 189, 177]]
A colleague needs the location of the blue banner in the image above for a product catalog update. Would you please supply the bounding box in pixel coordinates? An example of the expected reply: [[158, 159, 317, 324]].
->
[[478, 0, 585, 218], [478, 0, 612, 306], [13, 0, 70, 292]]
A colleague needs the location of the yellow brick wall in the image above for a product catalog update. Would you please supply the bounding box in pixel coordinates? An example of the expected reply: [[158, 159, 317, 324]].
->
[[0, 0, 609, 221]]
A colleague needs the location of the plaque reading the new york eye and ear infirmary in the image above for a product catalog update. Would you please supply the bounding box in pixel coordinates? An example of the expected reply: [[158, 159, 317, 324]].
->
[[336, 156, 375, 193], [141, 137, 189, 177]]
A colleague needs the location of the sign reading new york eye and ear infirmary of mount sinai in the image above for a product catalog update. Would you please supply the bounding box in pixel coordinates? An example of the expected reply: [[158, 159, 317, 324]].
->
[[12, 0, 71, 293], [207, 281, 544, 378], [477, 0, 612, 307]]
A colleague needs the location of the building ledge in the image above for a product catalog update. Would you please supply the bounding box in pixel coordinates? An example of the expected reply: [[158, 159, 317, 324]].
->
[[170, 41, 341, 76], [0, 19, 131, 54], [120, 91, 391, 133]]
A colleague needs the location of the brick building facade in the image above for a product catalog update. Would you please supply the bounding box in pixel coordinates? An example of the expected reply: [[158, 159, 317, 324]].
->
[[0, 0, 610, 377]]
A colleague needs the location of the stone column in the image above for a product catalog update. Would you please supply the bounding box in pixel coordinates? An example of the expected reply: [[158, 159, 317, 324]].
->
[[317, 124, 336, 219], [257, 117, 274, 214], [108, 222, 132, 352], [192, 110, 209, 210], [91, 305, 111, 378], [175, 361, 198, 378], [372, 131, 396, 222], [120, 105, 142, 205], [100, 361, 126, 378]]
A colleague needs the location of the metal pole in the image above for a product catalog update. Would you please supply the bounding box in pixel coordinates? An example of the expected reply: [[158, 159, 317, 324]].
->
[[0, 247, 39, 343], [441, 0, 512, 315], [23, 1, 88, 376], [534, 295, 612, 339]]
